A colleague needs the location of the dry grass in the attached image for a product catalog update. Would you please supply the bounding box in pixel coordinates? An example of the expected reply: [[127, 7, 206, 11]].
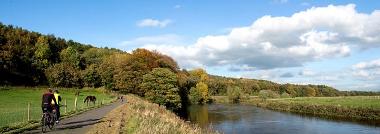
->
[[88, 95, 217, 134]]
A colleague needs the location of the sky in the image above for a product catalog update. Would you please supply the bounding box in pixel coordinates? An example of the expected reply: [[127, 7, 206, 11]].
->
[[1, 0, 380, 91]]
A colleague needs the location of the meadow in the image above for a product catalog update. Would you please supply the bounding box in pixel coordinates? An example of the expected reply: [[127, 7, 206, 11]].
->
[[273, 96, 380, 109], [0, 87, 116, 127]]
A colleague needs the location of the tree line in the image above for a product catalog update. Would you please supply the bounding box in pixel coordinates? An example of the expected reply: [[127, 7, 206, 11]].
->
[[1, 22, 379, 110]]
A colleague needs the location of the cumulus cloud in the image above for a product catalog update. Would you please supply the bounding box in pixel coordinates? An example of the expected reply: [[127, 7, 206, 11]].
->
[[139, 4, 380, 70], [137, 19, 172, 28], [352, 58, 380, 80]]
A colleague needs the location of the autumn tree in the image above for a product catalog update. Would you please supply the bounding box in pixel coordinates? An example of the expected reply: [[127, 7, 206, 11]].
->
[[33, 36, 51, 69], [60, 46, 81, 68], [227, 86, 242, 103], [304, 86, 316, 97], [45, 63, 81, 87], [81, 64, 101, 87], [141, 68, 181, 110]]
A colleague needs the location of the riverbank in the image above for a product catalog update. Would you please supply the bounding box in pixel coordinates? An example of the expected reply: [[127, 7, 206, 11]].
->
[[87, 95, 217, 134], [212, 96, 380, 125]]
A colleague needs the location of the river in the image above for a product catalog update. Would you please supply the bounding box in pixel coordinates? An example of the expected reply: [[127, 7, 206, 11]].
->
[[186, 104, 380, 134]]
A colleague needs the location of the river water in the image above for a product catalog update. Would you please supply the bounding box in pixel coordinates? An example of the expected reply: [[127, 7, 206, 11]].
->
[[186, 104, 380, 134]]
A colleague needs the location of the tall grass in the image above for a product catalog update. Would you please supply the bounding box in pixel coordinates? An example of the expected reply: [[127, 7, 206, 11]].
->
[[88, 95, 217, 134]]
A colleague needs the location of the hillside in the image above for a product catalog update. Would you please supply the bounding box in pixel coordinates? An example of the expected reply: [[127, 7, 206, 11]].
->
[[1, 22, 378, 109]]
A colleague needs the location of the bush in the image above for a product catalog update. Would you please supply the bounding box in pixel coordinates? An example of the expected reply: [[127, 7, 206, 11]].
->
[[258, 90, 280, 100], [227, 86, 242, 103], [280, 92, 291, 98], [189, 87, 202, 104]]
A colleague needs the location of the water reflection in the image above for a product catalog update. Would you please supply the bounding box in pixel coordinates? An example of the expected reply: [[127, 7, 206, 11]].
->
[[187, 104, 380, 134]]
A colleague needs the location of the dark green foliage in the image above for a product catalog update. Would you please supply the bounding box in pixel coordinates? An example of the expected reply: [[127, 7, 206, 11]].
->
[[45, 63, 82, 87], [81, 64, 102, 87], [141, 68, 181, 110]]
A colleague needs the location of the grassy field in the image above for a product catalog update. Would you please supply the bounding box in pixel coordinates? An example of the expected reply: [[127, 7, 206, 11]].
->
[[273, 96, 380, 109], [0, 87, 116, 127], [213, 96, 380, 124], [87, 95, 217, 134]]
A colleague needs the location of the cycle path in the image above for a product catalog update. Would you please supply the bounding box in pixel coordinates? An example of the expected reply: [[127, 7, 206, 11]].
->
[[23, 100, 125, 134]]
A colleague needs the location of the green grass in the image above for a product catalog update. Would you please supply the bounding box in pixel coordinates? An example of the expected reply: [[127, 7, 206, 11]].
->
[[273, 96, 380, 109], [0, 87, 116, 127]]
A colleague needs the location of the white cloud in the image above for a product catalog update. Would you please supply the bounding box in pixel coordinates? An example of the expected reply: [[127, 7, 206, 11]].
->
[[141, 4, 380, 70], [174, 5, 181, 9], [352, 58, 380, 80], [137, 19, 172, 28], [353, 59, 380, 70]]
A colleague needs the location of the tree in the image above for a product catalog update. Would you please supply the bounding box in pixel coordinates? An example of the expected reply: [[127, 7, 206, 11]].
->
[[60, 46, 81, 68], [304, 86, 316, 97], [45, 63, 81, 87], [98, 53, 129, 90], [284, 84, 297, 97], [189, 87, 202, 104], [141, 68, 181, 110], [82, 48, 112, 66], [227, 86, 242, 103], [197, 82, 209, 103], [189, 68, 209, 82], [81, 64, 102, 87], [33, 36, 51, 69]]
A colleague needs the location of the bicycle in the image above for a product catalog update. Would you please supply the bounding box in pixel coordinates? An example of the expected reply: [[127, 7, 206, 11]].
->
[[41, 107, 57, 133]]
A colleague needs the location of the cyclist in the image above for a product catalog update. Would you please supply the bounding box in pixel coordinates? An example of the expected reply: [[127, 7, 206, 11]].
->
[[51, 89, 62, 123], [41, 88, 57, 123]]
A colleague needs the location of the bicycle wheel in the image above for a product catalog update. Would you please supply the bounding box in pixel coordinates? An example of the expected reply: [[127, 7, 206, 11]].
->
[[48, 113, 54, 130], [41, 114, 48, 133]]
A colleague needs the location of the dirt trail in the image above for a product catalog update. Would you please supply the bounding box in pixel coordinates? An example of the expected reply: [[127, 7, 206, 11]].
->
[[23, 100, 126, 134]]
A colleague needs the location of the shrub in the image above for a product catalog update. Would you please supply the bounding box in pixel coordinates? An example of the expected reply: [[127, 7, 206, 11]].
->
[[280, 92, 291, 98], [227, 86, 242, 103], [189, 87, 203, 104], [258, 90, 280, 100]]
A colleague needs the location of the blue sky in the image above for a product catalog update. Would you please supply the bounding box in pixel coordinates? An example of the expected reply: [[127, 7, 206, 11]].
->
[[1, 0, 380, 91]]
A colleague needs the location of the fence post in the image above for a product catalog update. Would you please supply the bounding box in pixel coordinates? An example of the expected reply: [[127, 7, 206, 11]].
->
[[65, 99, 67, 114], [75, 96, 78, 112], [27, 102, 30, 121]]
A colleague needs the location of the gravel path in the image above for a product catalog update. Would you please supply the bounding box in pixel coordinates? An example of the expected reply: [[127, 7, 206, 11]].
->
[[23, 100, 126, 134]]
